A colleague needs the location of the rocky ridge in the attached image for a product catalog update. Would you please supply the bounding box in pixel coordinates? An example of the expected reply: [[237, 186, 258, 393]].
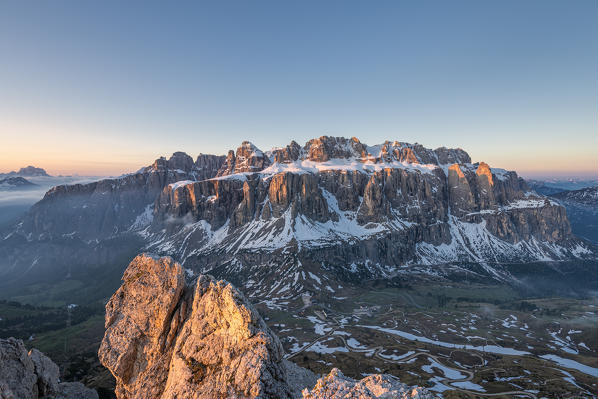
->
[[0, 176, 37, 190], [98, 254, 432, 399], [0, 337, 98, 399], [302, 368, 430, 398], [20, 152, 226, 241]]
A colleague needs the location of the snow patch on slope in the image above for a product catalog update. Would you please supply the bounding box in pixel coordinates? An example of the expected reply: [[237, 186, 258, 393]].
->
[[260, 158, 438, 176]]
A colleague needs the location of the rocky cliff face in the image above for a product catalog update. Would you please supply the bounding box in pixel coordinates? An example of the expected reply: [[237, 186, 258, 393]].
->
[[1, 136, 593, 294], [0, 152, 226, 286], [0, 337, 98, 399], [19, 152, 226, 241], [99, 254, 431, 399]]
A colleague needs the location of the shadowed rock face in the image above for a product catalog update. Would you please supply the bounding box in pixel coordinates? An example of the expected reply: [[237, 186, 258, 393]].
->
[[0, 151, 225, 286], [0, 338, 98, 399], [99, 255, 431, 399], [19, 152, 226, 241], [447, 163, 476, 216]]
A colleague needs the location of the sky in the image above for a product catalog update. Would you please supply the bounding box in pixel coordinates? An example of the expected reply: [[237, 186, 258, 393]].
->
[[1, 1, 597, 178]]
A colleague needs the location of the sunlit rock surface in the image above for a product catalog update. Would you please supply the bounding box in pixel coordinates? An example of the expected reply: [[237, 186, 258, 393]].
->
[[99, 254, 296, 398], [302, 368, 433, 399]]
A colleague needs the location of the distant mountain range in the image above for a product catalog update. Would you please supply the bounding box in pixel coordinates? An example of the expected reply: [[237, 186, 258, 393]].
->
[[550, 186, 598, 243], [0, 137, 594, 301], [0, 177, 38, 190], [552, 185, 598, 205], [527, 178, 598, 196], [0, 166, 50, 178]]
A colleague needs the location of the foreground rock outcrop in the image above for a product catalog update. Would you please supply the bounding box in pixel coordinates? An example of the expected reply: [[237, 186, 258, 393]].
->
[[0, 337, 97, 399], [302, 369, 431, 398], [99, 254, 297, 398], [99, 254, 431, 398]]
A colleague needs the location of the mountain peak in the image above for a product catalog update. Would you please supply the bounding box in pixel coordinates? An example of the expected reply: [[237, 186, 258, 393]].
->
[[167, 151, 195, 172], [476, 161, 494, 186], [212, 136, 473, 179], [304, 136, 367, 162], [1, 165, 50, 177]]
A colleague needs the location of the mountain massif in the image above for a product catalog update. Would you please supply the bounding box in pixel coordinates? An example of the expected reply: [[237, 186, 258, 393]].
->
[[0, 136, 593, 298]]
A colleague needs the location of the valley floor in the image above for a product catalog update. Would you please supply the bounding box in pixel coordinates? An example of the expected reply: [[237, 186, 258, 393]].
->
[[1, 278, 598, 398], [257, 281, 598, 398]]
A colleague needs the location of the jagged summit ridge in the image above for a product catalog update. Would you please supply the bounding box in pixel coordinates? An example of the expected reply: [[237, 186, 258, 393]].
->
[[211, 136, 471, 179], [99, 254, 431, 399]]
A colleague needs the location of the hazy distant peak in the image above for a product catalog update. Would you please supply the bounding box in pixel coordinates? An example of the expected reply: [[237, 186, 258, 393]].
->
[[0, 165, 50, 178]]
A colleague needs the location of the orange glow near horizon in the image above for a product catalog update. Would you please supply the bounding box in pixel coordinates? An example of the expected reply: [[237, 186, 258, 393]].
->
[[1, 120, 597, 179], [0, 119, 178, 176], [2, 148, 597, 179], [0, 158, 140, 177]]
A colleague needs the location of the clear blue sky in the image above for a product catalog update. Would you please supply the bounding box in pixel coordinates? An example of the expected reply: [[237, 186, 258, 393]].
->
[[1, 1, 597, 177]]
